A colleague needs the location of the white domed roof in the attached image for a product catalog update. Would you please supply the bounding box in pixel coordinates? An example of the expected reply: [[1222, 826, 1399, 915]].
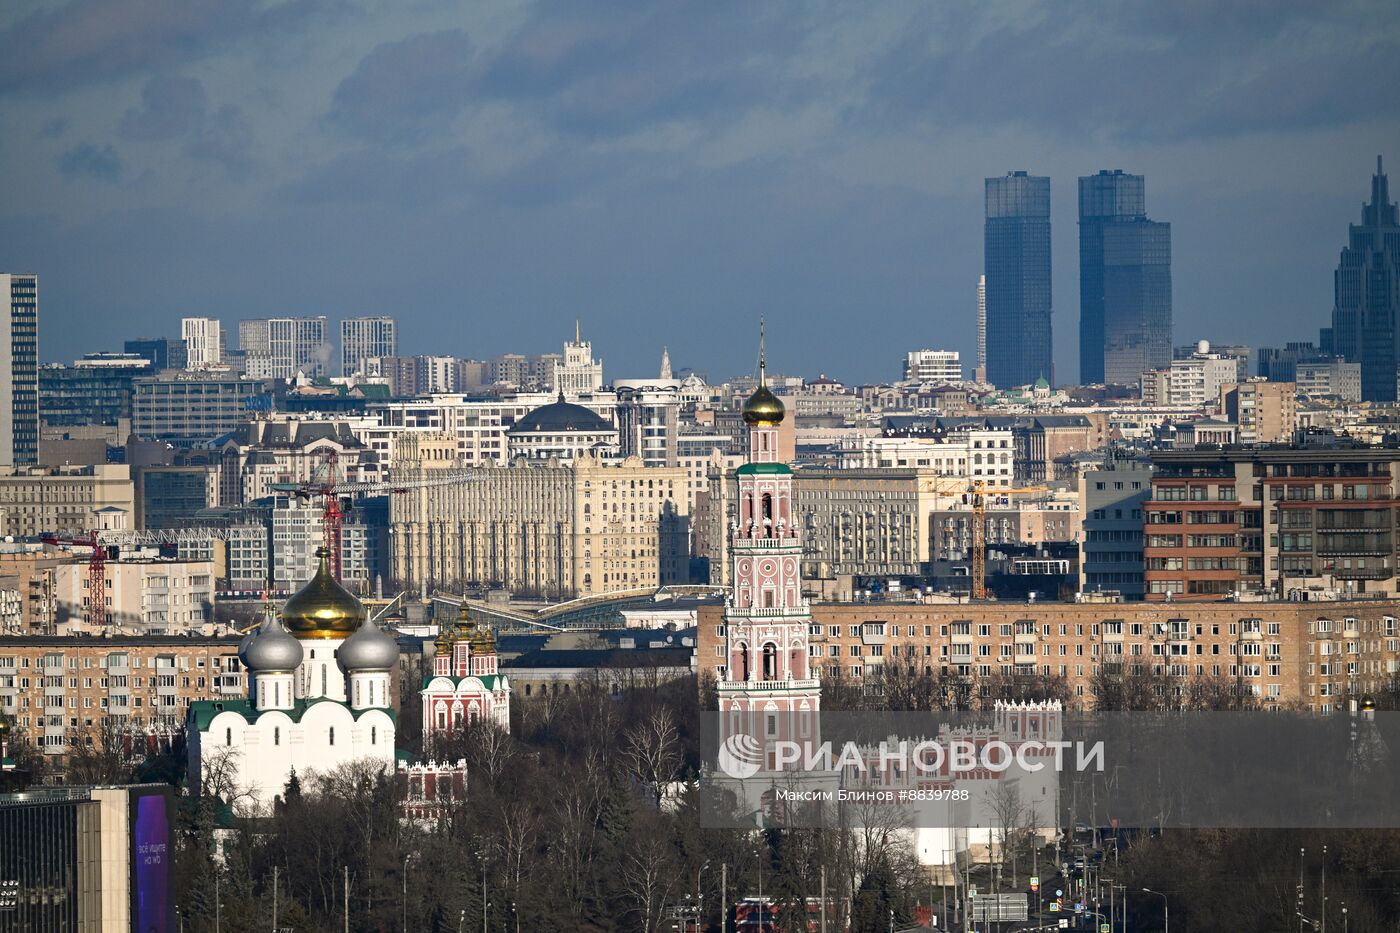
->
[[337, 621, 399, 672], [241, 616, 304, 673]]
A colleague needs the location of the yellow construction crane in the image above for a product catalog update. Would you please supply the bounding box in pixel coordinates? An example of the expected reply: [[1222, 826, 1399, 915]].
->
[[968, 481, 1050, 599]]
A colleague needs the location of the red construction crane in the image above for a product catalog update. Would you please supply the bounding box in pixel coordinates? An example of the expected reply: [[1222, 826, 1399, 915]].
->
[[41, 526, 229, 630], [272, 455, 482, 581]]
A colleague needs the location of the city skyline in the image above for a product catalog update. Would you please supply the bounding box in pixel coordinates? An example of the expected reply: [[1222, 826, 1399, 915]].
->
[[2, 4, 1398, 383]]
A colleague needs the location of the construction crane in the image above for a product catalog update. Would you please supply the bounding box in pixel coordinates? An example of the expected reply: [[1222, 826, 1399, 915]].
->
[[41, 526, 231, 629], [271, 452, 483, 581], [968, 481, 1051, 599]]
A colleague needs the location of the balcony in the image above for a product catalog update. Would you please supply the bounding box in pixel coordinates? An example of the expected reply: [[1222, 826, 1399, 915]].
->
[[716, 677, 821, 692]]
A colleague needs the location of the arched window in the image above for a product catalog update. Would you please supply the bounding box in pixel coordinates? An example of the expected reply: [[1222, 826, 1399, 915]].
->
[[738, 643, 750, 681], [762, 494, 774, 536], [762, 643, 778, 681]]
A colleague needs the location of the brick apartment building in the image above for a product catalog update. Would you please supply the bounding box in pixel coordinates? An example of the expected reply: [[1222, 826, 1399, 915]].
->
[[0, 635, 245, 756], [1143, 444, 1400, 601], [697, 599, 1400, 714]]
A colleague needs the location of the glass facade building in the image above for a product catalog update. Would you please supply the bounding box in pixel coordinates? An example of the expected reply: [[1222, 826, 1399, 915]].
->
[[1078, 170, 1173, 386], [124, 336, 187, 372], [984, 172, 1052, 389], [1322, 157, 1400, 402], [39, 354, 154, 428]]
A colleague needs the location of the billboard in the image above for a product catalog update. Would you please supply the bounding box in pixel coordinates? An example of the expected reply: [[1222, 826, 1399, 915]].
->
[[128, 786, 174, 933]]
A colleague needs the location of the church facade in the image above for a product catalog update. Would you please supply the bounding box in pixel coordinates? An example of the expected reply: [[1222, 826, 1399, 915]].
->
[[187, 548, 398, 814]]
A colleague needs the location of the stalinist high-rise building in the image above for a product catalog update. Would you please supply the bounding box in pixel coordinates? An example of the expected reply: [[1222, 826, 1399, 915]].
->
[[716, 330, 820, 784]]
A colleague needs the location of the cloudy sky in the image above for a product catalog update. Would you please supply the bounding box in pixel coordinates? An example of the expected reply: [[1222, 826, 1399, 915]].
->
[[3, 0, 1399, 384]]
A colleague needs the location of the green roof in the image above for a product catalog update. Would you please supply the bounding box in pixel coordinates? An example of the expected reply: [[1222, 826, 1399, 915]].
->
[[188, 696, 396, 732], [736, 462, 792, 476], [421, 673, 509, 692]]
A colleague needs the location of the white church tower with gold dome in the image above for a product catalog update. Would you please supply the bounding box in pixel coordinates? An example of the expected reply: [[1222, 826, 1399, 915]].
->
[[187, 547, 398, 814], [717, 328, 821, 774]]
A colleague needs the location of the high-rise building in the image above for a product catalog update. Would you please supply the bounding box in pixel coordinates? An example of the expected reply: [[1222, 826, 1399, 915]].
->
[[1078, 170, 1172, 386], [180, 317, 224, 369], [240, 316, 329, 379], [553, 322, 603, 396], [1322, 157, 1400, 401], [340, 316, 397, 376], [0, 274, 38, 466], [984, 172, 1052, 389], [975, 274, 987, 381], [124, 336, 187, 371]]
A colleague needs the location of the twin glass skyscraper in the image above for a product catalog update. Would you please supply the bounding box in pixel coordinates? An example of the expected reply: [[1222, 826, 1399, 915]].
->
[[982, 170, 1172, 389], [1078, 170, 1172, 385], [984, 172, 1053, 388]]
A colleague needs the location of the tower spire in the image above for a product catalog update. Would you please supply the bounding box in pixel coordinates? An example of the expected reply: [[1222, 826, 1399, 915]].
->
[[574, 319, 581, 344], [758, 318, 767, 386]]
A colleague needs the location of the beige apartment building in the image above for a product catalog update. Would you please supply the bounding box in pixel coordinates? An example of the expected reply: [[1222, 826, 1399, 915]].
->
[[1220, 381, 1298, 443], [53, 558, 216, 634], [0, 546, 71, 633], [696, 599, 1400, 714], [0, 634, 245, 755], [388, 434, 689, 598], [0, 464, 135, 537]]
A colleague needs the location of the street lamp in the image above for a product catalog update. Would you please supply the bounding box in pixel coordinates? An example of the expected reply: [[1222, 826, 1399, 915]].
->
[[1143, 887, 1169, 933], [403, 852, 417, 933]]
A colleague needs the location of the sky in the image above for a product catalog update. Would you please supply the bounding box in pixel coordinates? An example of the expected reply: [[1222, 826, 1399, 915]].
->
[[3, 0, 1400, 385]]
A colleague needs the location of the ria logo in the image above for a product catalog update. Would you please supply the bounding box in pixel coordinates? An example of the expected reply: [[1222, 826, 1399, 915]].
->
[[718, 732, 763, 779]]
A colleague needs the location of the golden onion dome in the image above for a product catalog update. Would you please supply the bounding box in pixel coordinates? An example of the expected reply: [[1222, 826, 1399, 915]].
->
[[282, 547, 366, 639], [742, 382, 785, 425]]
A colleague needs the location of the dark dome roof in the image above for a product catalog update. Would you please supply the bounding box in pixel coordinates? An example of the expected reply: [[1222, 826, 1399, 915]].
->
[[509, 396, 612, 434]]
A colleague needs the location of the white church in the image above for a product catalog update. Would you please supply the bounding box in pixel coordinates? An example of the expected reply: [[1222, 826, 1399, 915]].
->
[[187, 547, 399, 813]]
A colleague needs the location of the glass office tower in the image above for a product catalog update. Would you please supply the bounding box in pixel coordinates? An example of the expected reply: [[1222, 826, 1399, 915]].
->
[[1323, 157, 1400, 402], [1078, 170, 1172, 386], [984, 172, 1052, 388]]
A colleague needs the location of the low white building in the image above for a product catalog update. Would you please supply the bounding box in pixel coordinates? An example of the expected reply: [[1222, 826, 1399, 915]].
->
[[904, 349, 963, 384], [836, 430, 1015, 489]]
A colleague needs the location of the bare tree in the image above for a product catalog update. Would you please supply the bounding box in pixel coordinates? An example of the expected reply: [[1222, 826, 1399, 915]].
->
[[621, 815, 679, 933], [623, 706, 682, 806]]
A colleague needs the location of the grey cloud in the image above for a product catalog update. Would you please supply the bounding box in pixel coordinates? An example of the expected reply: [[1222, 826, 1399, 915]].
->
[[58, 142, 123, 181], [861, 3, 1400, 141], [188, 104, 254, 178], [0, 0, 330, 95], [474, 0, 810, 137], [328, 30, 475, 142], [40, 117, 69, 138], [120, 75, 207, 140]]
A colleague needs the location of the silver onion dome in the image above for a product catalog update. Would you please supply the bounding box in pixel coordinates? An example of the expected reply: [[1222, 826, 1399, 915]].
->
[[337, 621, 399, 672], [241, 615, 305, 673]]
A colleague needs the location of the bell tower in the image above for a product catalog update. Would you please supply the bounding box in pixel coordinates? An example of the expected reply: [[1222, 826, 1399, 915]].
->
[[717, 324, 820, 771]]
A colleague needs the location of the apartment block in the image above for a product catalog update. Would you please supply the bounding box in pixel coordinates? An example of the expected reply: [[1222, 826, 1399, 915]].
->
[[1078, 458, 1152, 599], [1220, 380, 1298, 443], [340, 316, 397, 376], [0, 635, 244, 754], [180, 317, 224, 369], [53, 558, 216, 634], [0, 274, 39, 467], [696, 599, 1400, 714], [1144, 444, 1400, 601], [0, 465, 135, 537]]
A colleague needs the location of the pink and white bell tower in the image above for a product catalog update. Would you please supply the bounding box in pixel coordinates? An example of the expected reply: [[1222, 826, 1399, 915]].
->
[[717, 324, 820, 770]]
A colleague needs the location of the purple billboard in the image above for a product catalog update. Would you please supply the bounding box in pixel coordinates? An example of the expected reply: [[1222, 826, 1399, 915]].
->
[[129, 788, 174, 933]]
